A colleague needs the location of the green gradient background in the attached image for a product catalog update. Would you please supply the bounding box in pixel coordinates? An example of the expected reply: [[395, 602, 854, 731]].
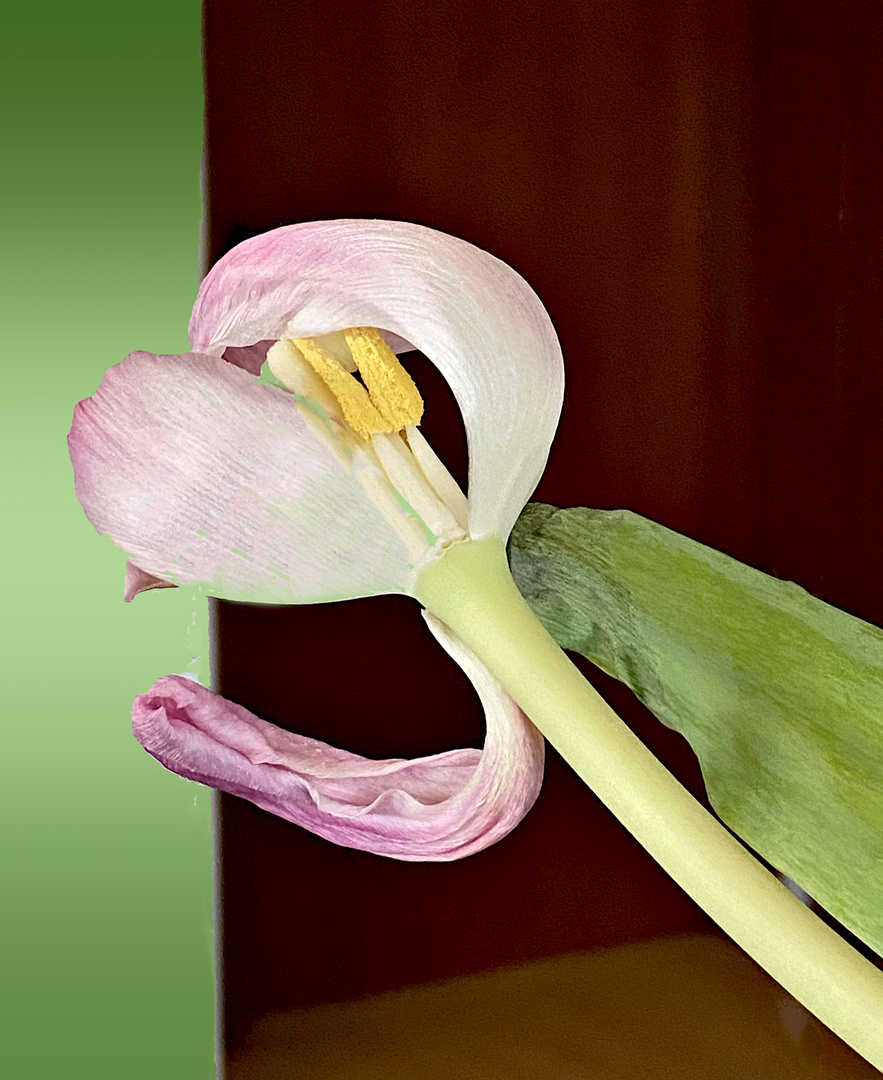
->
[[3, 5, 214, 1077]]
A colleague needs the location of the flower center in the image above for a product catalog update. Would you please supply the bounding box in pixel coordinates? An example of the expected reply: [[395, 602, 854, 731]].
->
[[291, 327, 423, 440], [266, 328, 469, 561]]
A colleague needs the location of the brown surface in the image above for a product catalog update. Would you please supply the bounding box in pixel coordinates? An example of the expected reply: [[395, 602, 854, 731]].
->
[[204, 0, 883, 1063], [226, 933, 878, 1079]]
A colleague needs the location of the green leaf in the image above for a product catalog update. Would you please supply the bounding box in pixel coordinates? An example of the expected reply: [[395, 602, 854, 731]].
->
[[509, 503, 883, 956]]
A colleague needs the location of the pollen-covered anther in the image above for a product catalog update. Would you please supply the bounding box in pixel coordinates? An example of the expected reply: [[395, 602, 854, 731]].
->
[[286, 327, 467, 552], [291, 336, 390, 440], [344, 327, 424, 430]]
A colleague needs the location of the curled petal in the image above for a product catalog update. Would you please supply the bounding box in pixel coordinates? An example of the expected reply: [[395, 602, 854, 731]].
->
[[189, 220, 564, 542], [132, 617, 545, 861], [69, 351, 415, 603]]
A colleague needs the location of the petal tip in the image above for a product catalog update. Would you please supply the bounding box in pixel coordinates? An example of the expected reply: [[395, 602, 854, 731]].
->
[[124, 560, 178, 602]]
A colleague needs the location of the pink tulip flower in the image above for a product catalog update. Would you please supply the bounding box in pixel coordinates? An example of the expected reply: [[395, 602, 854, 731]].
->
[[69, 220, 563, 860]]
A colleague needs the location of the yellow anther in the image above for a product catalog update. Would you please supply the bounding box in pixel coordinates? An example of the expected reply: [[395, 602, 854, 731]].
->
[[291, 328, 425, 441], [344, 327, 424, 431], [292, 337, 388, 441]]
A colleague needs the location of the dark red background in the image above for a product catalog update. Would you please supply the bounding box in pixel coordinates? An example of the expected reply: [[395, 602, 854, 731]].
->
[[204, 0, 883, 1052]]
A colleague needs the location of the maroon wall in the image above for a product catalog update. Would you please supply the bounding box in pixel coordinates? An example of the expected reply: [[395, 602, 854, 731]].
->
[[204, 0, 883, 1051]]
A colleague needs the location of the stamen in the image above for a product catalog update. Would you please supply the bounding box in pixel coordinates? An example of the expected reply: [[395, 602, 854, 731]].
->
[[268, 326, 466, 561], [404, 425, 470, 531], [267, 339, 342, 421], [371, 431, 465, 543], [356, 468, 429, 561], [312, 329, 357, 372], [344, 327, 424, 431], [293, 337, 390, 440]]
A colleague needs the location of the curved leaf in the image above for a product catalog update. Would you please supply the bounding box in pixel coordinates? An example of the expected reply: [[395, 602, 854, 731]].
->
[[509, 502, 883, 956]]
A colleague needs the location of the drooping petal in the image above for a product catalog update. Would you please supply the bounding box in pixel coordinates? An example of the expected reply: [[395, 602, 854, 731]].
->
[[69, 351, 416, 603], [189, 221, 564, 542], [132, 616, 545, 861]]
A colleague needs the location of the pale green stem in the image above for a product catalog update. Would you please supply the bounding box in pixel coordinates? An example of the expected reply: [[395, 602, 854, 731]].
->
[[415, 537, 883, 1069]]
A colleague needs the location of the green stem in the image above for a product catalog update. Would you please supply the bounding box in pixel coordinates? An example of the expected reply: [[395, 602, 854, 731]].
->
[[415, 536, 883, 1069]]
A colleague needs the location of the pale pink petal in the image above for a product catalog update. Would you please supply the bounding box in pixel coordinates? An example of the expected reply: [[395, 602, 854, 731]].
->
[[189, 221, 564, 542], [132, 618, 545, 861], [69, 351, 415, 604], [124, 560, 178, 602]]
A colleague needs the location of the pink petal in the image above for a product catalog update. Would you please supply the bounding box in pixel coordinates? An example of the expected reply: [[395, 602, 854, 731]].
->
[[189, 220, 564, 542], [132, 618, 544, 861], [124, 560, 178, 602], [69, 351, 416, 603]]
